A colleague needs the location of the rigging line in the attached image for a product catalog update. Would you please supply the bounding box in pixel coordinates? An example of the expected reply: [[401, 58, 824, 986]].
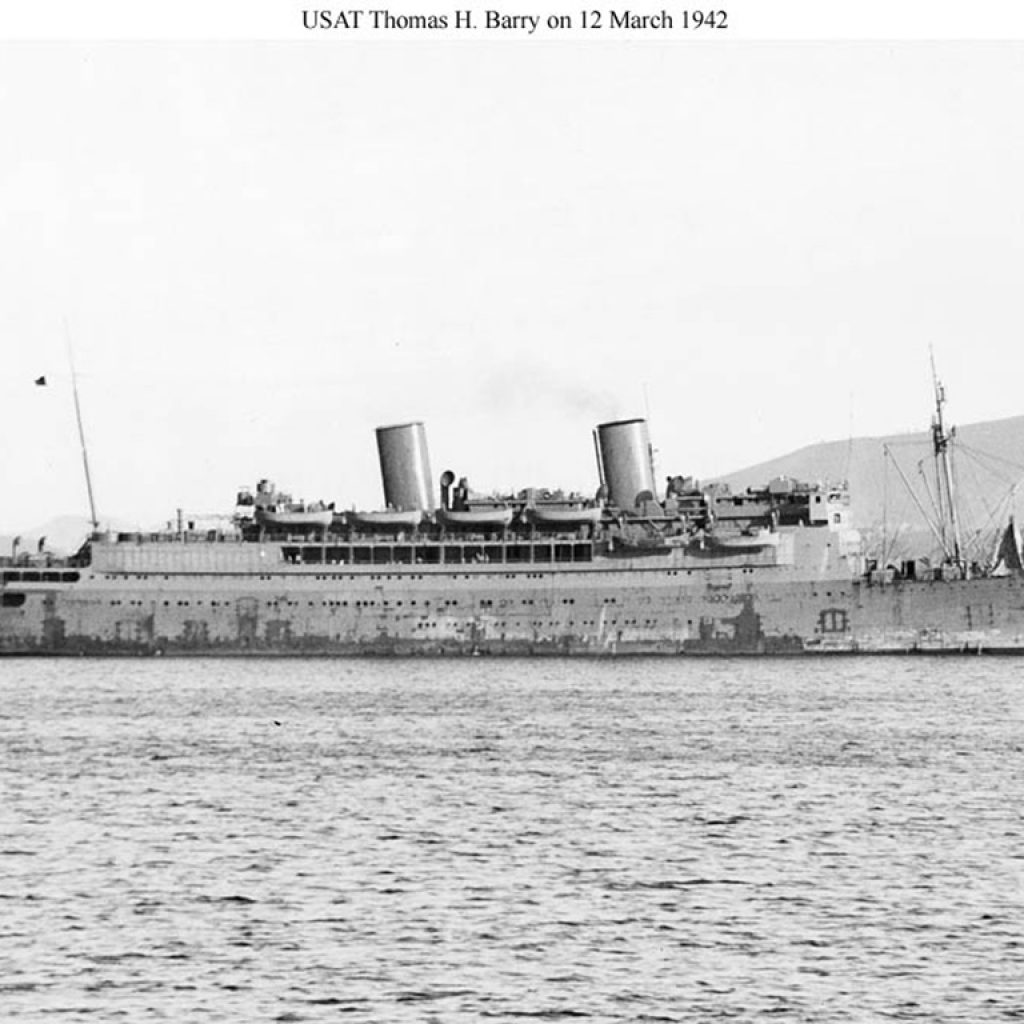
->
[[915, 457, 943, 532], [952, 448, 1012, 482], [969, 478, 1014, 540], [949, 436, 973, 541], [952, 463, 1024, 563], [885, 443, 949, 558], [889, 522, 907, 565], [950, 443, 1024, 528], [842, 390, 854, 485], [881, 442, 888, 564], [972, 501, 1013, 560], [880, 437, 933, 448], [956, 447, 996, 523], [994, 471, 1024, 509], [954, 441, 1024, 477]]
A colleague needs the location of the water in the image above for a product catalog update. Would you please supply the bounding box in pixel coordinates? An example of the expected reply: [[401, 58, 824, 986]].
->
[[1, 658, 1022, 1022]]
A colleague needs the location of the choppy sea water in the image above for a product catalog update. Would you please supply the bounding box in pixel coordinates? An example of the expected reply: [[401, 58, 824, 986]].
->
[[1, 658, 1022, 1023]]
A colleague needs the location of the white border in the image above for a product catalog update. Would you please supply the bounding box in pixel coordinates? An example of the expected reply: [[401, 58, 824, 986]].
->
[[3, 1, 1024, 42]]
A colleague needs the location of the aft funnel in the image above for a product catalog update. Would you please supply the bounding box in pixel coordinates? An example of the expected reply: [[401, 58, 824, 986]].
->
[[595, 418, 657, 510]]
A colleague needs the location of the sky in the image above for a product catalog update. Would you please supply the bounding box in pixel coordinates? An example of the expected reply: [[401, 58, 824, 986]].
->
[[2, 28, 1023, 531]]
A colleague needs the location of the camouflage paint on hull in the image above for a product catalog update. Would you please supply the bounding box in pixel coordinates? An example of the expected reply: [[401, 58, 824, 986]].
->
[[4, 537, 1024, 656]]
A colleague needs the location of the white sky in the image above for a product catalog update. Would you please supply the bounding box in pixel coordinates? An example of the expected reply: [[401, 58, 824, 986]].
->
[[2, 28, 1023, 530]]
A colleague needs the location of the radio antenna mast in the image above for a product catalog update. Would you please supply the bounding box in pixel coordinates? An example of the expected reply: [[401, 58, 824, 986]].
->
[[64, 320, 99, 530]]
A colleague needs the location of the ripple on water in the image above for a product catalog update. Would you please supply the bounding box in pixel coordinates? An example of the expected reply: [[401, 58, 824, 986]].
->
[[0, 658, 1022, 1022]]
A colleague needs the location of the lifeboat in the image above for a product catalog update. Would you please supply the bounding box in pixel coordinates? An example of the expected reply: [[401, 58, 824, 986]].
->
[[349, 509, 424, 530], [706, 528, 779, 551], [256, 506, 334, 529], [526, 504, 604, 527], [438, 507, 515, 529]]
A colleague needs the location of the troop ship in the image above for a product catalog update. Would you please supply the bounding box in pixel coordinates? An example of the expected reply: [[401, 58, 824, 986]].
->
[[3, 383, 1024, 656]]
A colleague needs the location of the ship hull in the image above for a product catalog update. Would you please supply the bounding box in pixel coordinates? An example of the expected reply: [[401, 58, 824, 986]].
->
[[4, 537, 1024, 656]]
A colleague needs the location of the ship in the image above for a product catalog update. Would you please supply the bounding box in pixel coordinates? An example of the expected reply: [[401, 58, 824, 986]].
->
[[3, 378, 1024, 657]]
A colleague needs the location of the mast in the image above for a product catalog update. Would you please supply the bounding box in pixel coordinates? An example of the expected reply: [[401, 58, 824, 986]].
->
[[929, 349, 963, 573], [64, 322, 99, 531]]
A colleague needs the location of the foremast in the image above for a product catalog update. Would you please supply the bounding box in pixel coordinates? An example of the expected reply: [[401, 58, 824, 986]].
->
[[65, 321, 99, 531], [930, 351, 965, 576]]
